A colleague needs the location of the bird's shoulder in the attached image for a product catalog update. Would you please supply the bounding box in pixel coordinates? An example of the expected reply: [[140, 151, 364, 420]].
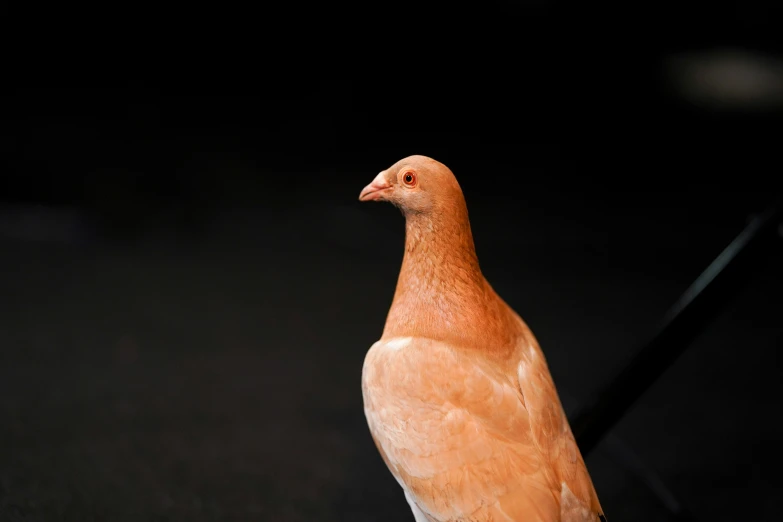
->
[[362, 335, 529, 434]]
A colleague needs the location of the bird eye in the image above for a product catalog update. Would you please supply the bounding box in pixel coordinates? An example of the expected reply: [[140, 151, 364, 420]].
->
[[402, 172, 416, 187]]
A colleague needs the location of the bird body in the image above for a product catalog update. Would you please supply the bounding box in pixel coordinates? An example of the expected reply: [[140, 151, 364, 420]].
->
[[359, 156, 605, 522]]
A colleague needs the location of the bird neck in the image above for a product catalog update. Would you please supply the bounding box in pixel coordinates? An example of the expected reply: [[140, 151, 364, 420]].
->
[[382, 204, 491, 343]]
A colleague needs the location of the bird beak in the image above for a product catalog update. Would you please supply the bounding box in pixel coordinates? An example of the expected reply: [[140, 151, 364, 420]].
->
[[359, 171, 392, 202]]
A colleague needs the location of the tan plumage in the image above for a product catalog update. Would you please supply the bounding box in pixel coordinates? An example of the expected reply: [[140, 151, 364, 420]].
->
[[359, 156, 605, 522]]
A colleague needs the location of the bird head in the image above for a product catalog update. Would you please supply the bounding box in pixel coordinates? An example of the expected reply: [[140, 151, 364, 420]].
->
[[358, 155, 464, 216]]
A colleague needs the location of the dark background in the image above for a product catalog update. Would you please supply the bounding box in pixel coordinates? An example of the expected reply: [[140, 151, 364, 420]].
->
[[2, 6, 783, 521]]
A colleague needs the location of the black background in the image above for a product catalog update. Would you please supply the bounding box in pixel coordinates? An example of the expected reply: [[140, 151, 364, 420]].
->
[[2, 5, 782, 521]]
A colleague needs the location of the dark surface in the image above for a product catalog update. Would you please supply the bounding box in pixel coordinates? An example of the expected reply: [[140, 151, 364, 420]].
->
[[2, 10, 783, 521], [572, 197, 783, 457], [2, 184, 781, 522]]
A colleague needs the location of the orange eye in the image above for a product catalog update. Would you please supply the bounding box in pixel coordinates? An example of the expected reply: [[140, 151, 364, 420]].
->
[[402, 172, 416, 187]]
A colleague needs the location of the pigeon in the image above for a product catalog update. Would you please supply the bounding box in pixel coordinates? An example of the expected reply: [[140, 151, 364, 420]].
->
[[359, 156, 606, 522]]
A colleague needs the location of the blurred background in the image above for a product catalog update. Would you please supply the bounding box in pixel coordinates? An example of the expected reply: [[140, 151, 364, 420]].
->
[[2, 5, 782, 521]]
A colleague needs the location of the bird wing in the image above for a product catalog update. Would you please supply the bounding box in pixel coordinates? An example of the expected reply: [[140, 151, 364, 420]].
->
[[362, 336, 604, 522], [516, 338, 605, 521]]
